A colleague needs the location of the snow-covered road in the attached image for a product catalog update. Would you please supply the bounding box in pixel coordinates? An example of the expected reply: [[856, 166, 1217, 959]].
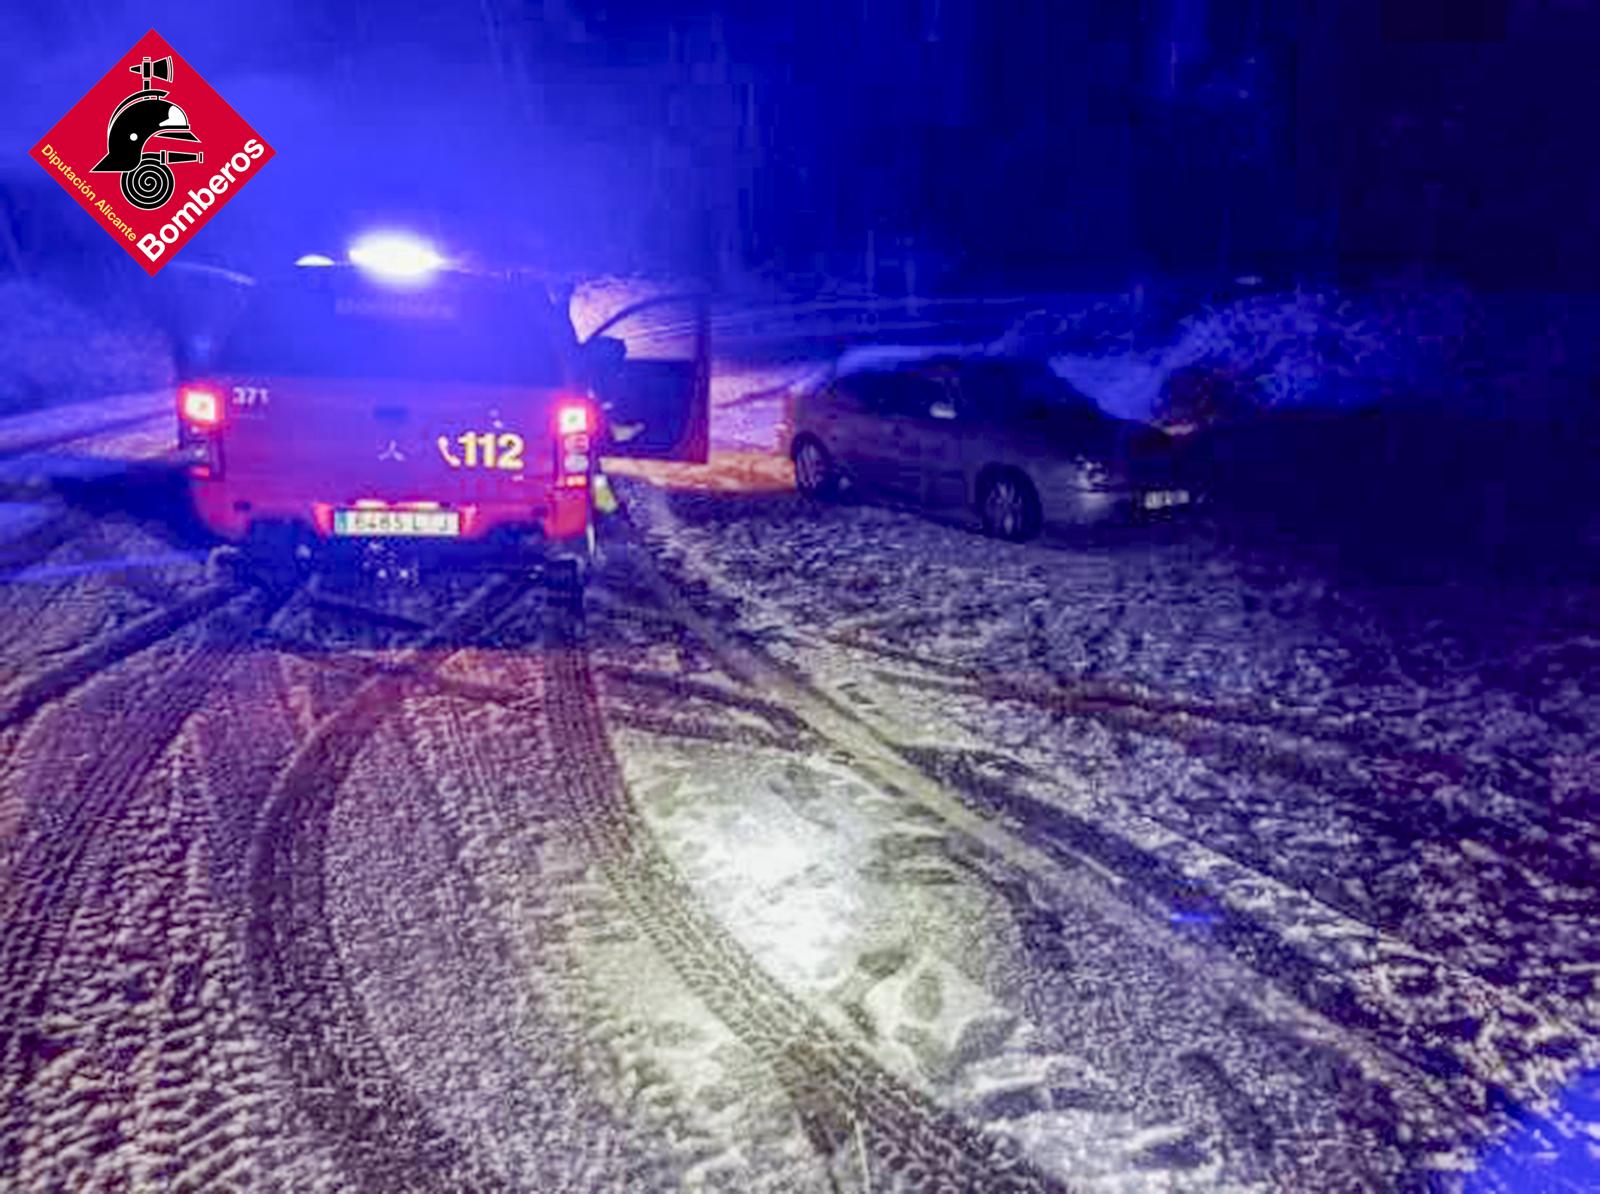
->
[[611, 434, 1600, 1190], [0, 344, 1596, 1190]]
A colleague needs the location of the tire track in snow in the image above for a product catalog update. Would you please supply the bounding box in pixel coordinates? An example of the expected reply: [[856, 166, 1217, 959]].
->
[[830, 625, 1495, 770], [0, 499, 215, 686], [901, 743, 1528, 1175], [615, 493, 1566, 1180], [535, 619, 1062, 1191], [0, 509, 111, 674], [0, 587, 279, 1183], [0, 580, 240, 729], [0, 511, 83, 576], [253, 570, 1057, 1188], [832, 632, 1600, 1056], [8, 727, 340, 1191], [833, 629, 1572, 849], [347, 693, 680, 1189], [243, 576, 532, 1192], [596, 662, 817, 754]]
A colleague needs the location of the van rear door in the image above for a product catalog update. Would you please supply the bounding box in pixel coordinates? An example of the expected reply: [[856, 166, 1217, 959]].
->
[[197, 274, 575, 501]]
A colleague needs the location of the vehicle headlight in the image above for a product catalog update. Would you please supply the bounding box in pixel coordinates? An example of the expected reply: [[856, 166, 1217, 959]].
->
[[1076, 457, 1111, 487]]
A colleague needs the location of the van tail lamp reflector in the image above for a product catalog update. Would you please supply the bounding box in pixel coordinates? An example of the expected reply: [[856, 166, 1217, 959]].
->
[[556, 402, 590, 435], [555, 399, 594, 487], [179, 385, 223, 429]]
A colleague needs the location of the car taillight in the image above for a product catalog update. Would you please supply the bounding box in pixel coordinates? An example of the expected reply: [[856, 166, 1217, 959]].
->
[[179, 385, 223, 430], [555, 400, 593, 488]]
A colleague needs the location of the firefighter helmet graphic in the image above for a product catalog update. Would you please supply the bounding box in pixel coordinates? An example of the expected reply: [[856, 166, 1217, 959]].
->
[[90, 55, 203, 210]]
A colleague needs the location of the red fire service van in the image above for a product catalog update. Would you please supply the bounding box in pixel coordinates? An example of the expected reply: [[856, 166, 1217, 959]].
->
[[169, 234, 708, 591]]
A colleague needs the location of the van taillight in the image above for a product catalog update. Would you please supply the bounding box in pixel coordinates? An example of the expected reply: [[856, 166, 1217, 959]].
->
[[179, 385, 224, 430], [556, 403, 589, 435], [555, 400, 593, 487], [177, 385, 224, 479]]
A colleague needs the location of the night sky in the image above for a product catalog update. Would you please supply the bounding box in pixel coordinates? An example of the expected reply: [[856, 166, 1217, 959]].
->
[[7, 1, 1600, 289]]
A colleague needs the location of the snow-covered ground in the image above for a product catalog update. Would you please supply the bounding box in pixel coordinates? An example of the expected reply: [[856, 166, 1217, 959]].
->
[[1, 282, 1596, 1190], [0, 389, 176, 575], [611, 436, 1600, 1188]]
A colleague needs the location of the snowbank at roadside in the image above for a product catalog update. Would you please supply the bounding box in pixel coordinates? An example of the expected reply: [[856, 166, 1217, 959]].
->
[[0, 389, 168, 456], [716, 281, 1491, 428], [0, 279, 171, 417], [1157, 284, 1480, 414], [1042, 283, 1487, 427]]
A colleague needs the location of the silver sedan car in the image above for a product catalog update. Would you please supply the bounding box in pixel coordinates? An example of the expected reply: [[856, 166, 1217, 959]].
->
[[785, 355, 1192, 541]]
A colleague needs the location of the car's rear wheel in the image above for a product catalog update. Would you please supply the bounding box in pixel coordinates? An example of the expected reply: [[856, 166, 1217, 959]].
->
[[979, 470, 1042, 542], [792, 435, 840, 500]]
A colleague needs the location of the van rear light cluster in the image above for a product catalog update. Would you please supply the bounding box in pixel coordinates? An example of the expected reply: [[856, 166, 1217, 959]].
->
[[180, 385, 224, 429], [177, 384, 224, 478], [554, 400, 593, 489]]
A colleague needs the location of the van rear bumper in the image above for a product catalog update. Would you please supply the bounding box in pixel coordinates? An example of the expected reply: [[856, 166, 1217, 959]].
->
[[189, 481, 590, 550]]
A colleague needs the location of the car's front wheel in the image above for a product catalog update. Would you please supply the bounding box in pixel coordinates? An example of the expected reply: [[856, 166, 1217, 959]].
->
[[978, 470, 1042, 542], [792, 435, 841, 500]]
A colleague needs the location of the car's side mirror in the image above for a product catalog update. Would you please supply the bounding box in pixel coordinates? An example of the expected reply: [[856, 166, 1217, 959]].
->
[[929, 401, 957, 421]]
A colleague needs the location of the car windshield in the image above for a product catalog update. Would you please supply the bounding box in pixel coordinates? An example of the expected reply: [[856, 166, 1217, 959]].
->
[[196, 276, 572, 386]]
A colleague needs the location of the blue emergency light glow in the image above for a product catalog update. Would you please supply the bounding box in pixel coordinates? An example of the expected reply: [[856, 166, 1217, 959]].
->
[[294, 253, 335, 267], [347, 233, 446, 283]]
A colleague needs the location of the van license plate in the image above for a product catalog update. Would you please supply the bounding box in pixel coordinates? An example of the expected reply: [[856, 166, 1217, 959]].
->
[[333, 509, 461, 537]]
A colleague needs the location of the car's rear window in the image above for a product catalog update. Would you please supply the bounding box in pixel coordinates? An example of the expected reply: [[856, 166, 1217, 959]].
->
[[960, 361, 1100, 419], [836, 370, 942, 417], [198, 277, 572, 386]]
